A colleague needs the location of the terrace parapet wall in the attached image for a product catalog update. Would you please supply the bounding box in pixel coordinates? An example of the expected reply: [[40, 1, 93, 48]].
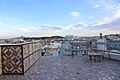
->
[[0, 41, 43, 75]]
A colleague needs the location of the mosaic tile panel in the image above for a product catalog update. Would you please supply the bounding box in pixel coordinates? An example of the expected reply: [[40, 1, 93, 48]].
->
[[29, 44, 33, 54], [0, 47, 2, 75], [0, 41, 42, 74], [33, 53, 36, 63], [32, 43, 34, 53], [36, 42, 40, 51], [23, 57, 30, 72], [38, 42, 40, 50], [35, 43, 37, 52], [36, 51, 40, 59], [30, 54, 33, 66], [38, 42, 41, 49], [35, 52, 38, 61], [1, 46, 23, 74], [36, 43, 39, 51], [32, 43, 35, 53], [23, 44, 29, 58]]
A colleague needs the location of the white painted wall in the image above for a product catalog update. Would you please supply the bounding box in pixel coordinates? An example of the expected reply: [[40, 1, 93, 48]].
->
[[97, 39, 106, 50]]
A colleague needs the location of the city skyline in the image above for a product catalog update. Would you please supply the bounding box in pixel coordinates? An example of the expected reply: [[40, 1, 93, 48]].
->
[[0, 0, 120, 39]]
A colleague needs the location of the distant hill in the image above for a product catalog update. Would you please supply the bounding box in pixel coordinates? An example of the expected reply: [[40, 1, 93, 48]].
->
[[11, 36, 25, 39], [23, 36, 64, 40]]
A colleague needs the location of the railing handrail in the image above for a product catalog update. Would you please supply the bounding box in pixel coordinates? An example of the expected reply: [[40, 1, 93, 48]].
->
[[92, 49, 120, 54], [95, 42, 120, 45], [0, 41, 43, 46]]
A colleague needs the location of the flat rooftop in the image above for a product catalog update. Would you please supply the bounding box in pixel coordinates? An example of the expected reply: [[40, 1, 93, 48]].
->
[[0, 55, 120, 80]]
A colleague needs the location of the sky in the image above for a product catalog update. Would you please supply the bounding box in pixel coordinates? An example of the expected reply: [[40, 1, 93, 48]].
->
[[0, 0, 120, 39]]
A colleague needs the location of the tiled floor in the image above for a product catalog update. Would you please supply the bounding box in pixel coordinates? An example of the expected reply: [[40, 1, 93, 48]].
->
[[0, 55, 120, 80]]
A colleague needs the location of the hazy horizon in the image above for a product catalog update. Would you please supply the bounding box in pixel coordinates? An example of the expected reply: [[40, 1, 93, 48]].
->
[[0, 0, 120, 39]]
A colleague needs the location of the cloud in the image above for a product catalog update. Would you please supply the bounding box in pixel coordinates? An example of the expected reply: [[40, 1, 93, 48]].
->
[[70, 11, 80, 17], [113, 8, 120, 18], [17, 25, 64, 33], [94, 5, 100, 8], [0, 22, 6, 26], [64, 22, 88, 30], [17, 28, 32, 32], [40, 23, 86, 31], [91, 7, 120, 30], [88, 16, 94, 19], [92, 0, 119, 11], [40, 25, 63, 31], [17, 22, 88, 33], [92, 18, 111, 27], [28, 26, 39, 30], [72, 23, 88, 29], [89, 0, 120, 32]]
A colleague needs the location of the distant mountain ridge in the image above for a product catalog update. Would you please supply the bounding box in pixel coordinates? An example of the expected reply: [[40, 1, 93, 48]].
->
[[23, 36, 64, 40], [11, 36, 25, 39]]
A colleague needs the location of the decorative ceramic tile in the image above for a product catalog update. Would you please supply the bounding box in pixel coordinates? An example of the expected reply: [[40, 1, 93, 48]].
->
[[0, 47, 2, 75], [30, 54, 33, 66], [29, 44, 33, 54], [23, 44, 29, 58], [1, 46, 23, 74], [23, 57, 30, 72], [32, 43, 36, 53], [0, 42, 42, 74]]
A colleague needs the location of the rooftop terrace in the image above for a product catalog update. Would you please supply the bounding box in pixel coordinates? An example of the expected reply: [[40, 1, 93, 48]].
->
[[0, 55, 120, 80]]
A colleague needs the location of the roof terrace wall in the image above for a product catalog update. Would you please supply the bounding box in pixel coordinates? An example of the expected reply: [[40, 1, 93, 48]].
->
[[0, 41, 43, 75]]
